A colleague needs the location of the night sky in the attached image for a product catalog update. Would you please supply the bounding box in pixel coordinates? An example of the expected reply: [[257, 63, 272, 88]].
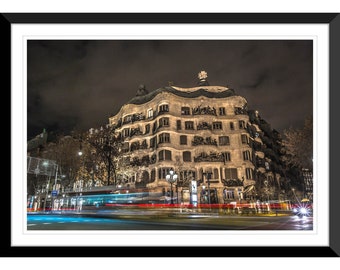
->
[[27, 39, 313, 140]]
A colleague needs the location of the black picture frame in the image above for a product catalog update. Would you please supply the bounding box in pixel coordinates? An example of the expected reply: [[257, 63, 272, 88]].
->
[[2, 13, 339, 257]]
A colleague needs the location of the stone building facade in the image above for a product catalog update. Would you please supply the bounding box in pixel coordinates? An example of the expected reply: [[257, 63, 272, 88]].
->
[[108, 71, 278, 204]]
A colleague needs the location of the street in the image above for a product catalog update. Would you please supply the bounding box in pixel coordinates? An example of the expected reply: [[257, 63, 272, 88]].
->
[[27, 211, 313, 230]]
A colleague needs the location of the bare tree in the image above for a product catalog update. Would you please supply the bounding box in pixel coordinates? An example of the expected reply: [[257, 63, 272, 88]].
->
[[282, 116, 313, 171], [174, 156, 194, 188], [41, 135, 84, 191], [85, 125, 123, 186]]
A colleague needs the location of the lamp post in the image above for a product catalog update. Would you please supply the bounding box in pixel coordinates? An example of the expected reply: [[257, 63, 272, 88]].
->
[[166, 168, 178, 205], [52, 164, 58, 211]]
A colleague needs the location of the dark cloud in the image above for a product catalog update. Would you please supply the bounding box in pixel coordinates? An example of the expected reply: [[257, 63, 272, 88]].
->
[[27, 40, 313, 139]]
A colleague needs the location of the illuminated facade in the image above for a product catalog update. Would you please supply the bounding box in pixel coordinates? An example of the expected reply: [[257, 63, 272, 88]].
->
[[108, 71, 280, 204]]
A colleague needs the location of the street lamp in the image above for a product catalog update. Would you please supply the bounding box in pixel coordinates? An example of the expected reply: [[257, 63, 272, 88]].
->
[[166, 168, 178, 205]]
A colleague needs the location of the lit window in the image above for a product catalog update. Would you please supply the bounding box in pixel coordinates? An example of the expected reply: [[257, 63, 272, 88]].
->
[[147, 109, 153, 119], [223, 189, 235, 199]]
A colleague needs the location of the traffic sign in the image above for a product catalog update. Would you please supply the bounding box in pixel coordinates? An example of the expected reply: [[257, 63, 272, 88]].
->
[[51, 190, 58, 196]]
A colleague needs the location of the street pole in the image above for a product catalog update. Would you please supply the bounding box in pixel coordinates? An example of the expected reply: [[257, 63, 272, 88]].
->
[[53, 164, 58, 210], [43, 174, 51, 212], [166, 168, 178, 206], [203, 172, 212, 210], [170, 182, 173, 205], [54, 164, 58, 191], [207, 173, 211, 207]]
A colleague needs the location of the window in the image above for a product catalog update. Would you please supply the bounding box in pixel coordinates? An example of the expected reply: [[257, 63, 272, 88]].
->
[[150, 136, 157, 148], [180, 135, 187, 145], [245, 168, 253, 180], [141, 140, 148, 149], [147, 109, 153, 119], [212, 121, 222, 130], [159, 117, 169, 127], [223, 189, 235, 200], [225, 168, 237, 180], [145, 124, 150, 134], [241, 134, 248, 144], [213, 168, 219, 179], [123, 128, 130, 137], [219, 107, 226, 115], [243, 150, 251, 161], [159, 133, 170, 143], [123, 115, 132, 123], [222, 152, 231, 162], [159, 104, 169, 113], [121, 142, 129, 153], [181, 107, 190, 115], [238, 188, 243, 200], [159, 150, 172, 161], [219, 136, 230, 146], [151, 169, 156, 181], [183, 151, 191, 162], [239, 120, 245, 129], [152, 122, 157, 133], [158, 167, 172, 179], [185, 121, 194, 130], [230, 122, 235, 130], [130, 141, 140, 151], [180, 170, 196, 182], [177, 120, 181, 130]]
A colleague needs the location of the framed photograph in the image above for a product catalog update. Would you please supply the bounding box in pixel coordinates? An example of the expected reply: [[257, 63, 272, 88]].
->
[[4, 13, 340, 257]]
